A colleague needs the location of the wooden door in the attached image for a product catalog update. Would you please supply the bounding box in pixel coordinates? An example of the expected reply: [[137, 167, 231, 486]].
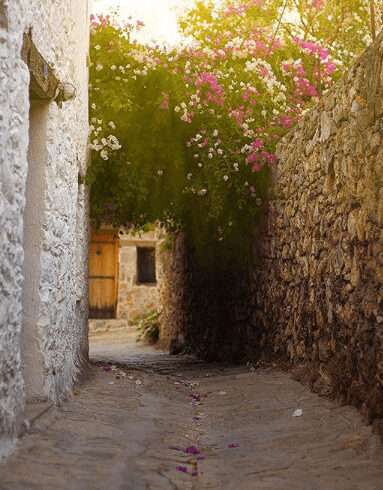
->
[[89, 231, 119, 319]]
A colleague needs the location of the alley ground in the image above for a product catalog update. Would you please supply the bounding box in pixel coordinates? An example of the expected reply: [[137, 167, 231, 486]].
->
[[1, 328, 383, 489]]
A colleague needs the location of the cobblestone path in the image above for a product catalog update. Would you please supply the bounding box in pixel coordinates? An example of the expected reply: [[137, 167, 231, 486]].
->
[[1, 331, 383, 489]]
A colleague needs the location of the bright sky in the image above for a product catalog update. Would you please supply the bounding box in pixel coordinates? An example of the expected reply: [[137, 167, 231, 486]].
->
[[91, 0, 195, 45]]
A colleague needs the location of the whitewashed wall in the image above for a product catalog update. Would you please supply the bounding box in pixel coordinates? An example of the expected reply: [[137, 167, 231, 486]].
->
[[0, 0, 89, 458]]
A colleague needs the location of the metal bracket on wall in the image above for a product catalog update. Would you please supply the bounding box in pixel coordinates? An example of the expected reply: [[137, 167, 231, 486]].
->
[[21, 30, 59, 100]]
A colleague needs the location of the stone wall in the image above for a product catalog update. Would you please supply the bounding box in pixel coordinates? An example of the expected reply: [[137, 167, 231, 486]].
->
[[160, 234, 254, 360], [253, 35, 383, 421], [0, 0, 89, 458], [159, 234, 187, 352], [117, 229, 166, 324]]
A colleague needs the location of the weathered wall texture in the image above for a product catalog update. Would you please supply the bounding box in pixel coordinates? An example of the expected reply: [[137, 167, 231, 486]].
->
[[160, 234, 253, 359], [253, 35, 383, 420], [0, 0, 89, 458], [89, 228, 167, 335], [117, 229, 166, 323], [159, 234, 188, 352]]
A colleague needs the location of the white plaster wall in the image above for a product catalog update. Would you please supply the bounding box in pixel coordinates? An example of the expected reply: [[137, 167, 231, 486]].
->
[[0, 0, 89, 458]]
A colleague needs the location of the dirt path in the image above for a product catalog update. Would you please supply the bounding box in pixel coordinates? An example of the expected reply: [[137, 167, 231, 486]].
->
[[1, 331, 383, 489]]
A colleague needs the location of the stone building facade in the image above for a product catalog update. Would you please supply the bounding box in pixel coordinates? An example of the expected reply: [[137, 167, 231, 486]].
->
[[89, 228, 166, 335], [117, 229, 166, 323], [0, 0, 89, 458]]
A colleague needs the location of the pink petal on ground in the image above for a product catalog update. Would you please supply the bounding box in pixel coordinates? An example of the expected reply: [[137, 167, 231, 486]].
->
[[185, 446, 201, 455]]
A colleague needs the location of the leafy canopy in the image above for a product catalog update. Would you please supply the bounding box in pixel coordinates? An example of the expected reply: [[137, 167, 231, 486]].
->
[[88, 0, 371, 249]]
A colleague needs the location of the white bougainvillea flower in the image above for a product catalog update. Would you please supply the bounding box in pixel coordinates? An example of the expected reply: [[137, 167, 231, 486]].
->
[[100, 149, 109, 160]]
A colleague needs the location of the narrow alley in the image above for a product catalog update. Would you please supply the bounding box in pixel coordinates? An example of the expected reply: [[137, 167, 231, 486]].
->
[[1, 328, 382, 490], [1, 1, 383, 488]]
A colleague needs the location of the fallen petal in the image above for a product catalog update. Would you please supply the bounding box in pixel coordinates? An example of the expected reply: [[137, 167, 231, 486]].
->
[[185, 446, 200, 455]]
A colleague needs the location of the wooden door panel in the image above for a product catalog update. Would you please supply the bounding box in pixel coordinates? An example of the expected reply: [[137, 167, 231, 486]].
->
[[89, 242, 116, 276], [89, 279, 116, 318], [89, 231, 119, 319]]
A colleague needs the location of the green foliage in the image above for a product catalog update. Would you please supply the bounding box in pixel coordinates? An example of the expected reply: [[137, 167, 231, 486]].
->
[[88, 1, 371, 254], [136, 310, 161, 344]]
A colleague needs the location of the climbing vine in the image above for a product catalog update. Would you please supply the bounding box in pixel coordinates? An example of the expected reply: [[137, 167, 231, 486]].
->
[[88, 0, 371, 251]]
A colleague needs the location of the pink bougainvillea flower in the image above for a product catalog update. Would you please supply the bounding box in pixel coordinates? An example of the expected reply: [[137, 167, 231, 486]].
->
[[228, 443, 240, 448], [312, 0, 325, 9], [280, 115, 293, 128], [160, 93, 170, 110], [136, 20, 145, 30], [176, 466, 188, 473], [252, 138, 263, 150], [324, 62, 337, 75], [247, 152, 260, 164], [319, 47, 329, 60]]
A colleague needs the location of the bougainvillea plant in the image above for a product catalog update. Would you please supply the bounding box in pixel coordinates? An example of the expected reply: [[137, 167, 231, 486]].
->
[[87, 0, 371, 251]]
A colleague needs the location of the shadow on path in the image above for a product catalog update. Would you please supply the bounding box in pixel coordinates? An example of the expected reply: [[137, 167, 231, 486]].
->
[[1, 328, 383, 489]]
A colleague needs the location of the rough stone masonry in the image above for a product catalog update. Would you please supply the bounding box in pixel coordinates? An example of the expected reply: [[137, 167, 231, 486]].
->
[[253, 33, 383, 422], [0, 0, 89, 458], [160, 33, 383, 425]]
